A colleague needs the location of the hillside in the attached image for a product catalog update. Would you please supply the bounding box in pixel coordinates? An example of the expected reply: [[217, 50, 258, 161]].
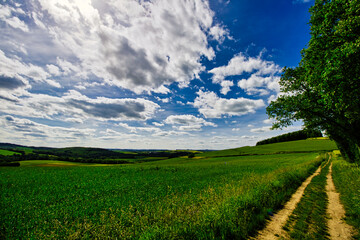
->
[[197, 139, 337, 158]]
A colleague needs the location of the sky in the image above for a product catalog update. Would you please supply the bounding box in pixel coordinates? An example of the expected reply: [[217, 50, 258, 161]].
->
[[0, 0, 314, 150]]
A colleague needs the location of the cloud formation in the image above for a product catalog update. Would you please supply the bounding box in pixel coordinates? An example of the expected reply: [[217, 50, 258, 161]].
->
[[1, 0, 229, 94], [0, 75, 25, 90], [209, 53, 281, 95], [0, 90, 159, 121], [192, 90, 265, 118], [164, 114, 216, 131], [2, 115, 95, 141]]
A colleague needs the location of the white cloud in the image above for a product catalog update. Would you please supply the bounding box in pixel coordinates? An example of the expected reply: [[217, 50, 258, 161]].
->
[[6, 0, 229, 93], [164, 114, 217, 131], [220, 80, 234, 95], [209, 53, 281, 82], [192, 90, 265, 118], [208, 53, 281, 96], [0, 50, 62, 88], [152, 122, 165, 127], [209, 24, 230, 43], [238, 74, 280, 95], [250, 126, 272, 133], [2, 115, 95, 141], [263, 119, 274, 124], [293, 0, 311, 4], [118, 122, 160, 134], [0, 90, 160, 122], [0, 4, 29, 32], [46, 64, 61, 76]]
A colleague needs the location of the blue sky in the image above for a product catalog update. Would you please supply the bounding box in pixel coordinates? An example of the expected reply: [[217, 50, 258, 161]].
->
[[0, 0, 313, 149]]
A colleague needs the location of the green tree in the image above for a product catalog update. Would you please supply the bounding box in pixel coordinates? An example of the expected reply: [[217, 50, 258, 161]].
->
[[267, 0, 360, 163]]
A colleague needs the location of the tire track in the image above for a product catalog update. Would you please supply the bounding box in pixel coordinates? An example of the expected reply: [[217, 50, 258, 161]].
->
[[326, 162, 356, 240], [254, 163, 324, 239]]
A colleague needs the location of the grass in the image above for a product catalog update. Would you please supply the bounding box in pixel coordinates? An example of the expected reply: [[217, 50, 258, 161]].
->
[[197, 139, 338, 158], [282, 155, 330, 239], [0, 149, 21, 156], [0, 150, 323, 239], [19, 160, 116, 167], [332, 155, 360, 239]]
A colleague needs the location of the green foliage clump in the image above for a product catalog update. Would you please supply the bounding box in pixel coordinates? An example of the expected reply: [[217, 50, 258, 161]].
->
[[267, 0, 360, 163], [256, 129, 322, 146]]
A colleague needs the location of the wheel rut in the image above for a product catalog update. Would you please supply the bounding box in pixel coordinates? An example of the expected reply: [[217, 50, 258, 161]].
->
[[254, 163, 323, 239], [326, 162, 356, 240], [254, 156, 356, 239]]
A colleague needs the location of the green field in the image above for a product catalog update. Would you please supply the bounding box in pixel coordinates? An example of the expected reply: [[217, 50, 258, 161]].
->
[[0, 149, 21, 156], [0, 140, 333, 239], [197, 139, 337, 158]]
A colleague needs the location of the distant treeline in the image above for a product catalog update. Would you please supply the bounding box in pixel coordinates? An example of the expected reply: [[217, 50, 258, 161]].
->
[[0, 147, 195, 165], [256, 129, 322, 146]]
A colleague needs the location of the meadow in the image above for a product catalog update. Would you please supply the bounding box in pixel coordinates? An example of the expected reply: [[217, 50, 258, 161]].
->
[[0, 139, 335, 239], [0, 149, 20, 156]]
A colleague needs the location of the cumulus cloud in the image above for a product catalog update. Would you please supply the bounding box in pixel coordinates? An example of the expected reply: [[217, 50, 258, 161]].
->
[[192, 90, 265, 118], [0, 4, 29, 32], [2, 115, 95, 140], [3, 0, 229, 93], [210, 53, 280, 80], [164, 114, 217, 131], [238, 74, 280, 96], [0, 49, 61, 88], [209, 53, 281, 95], [0, 90, 160, 121], [220, 80, 234, 95]]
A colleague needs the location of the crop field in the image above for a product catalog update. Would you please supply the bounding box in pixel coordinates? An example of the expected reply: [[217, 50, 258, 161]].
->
[[0, 140, 332, 239], [198, 139, 338, 158], [0, 149, 20, 156]]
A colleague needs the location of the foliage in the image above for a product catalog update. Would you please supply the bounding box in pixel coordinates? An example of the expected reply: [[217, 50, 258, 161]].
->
[[267, 0, 360, 163], [0, 151, 322, 239], [0, 145, 196, 165], [332, 156, 360, 239], [0, 149, 21, 156], [0, 162, 20, 167], [256, 129, 322, 146]]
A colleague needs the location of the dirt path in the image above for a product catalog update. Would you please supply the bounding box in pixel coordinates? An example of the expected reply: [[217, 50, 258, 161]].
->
[[254, 164, 323, 240], [326, 162, 355, 240]]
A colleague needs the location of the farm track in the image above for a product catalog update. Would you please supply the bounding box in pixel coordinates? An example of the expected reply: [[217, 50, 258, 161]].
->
[[253, 162, 323, 239], [254, 155, 356, 240], [326, 162, 356, 240]]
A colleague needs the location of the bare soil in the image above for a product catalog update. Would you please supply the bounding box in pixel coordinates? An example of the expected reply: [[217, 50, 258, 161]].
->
[[254, 157, 356, 240], [254, 164, 323, 240], [326, 162, 356, 240]]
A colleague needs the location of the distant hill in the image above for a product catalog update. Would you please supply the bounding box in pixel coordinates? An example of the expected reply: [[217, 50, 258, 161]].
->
[[197, 139, 337, 158]]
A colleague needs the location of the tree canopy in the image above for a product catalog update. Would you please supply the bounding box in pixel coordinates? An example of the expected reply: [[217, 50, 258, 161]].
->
[[267, 0, 360, 163]]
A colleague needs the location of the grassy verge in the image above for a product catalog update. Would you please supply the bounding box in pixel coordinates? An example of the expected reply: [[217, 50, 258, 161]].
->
[[282, 155, 330, 240], [332, 156, 360, 239], [0, 153, 322, 239]]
